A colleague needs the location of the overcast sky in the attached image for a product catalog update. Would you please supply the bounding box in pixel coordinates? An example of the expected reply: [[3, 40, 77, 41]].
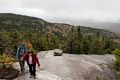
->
[[0, 0, 120, 25]]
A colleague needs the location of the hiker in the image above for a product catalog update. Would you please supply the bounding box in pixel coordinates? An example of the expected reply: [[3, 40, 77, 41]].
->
[[16, 43, 27, 73], [21, 49, 40, 79]]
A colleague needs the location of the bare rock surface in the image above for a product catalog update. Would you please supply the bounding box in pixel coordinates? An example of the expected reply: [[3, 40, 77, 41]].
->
[[13, 50, 115, 80]]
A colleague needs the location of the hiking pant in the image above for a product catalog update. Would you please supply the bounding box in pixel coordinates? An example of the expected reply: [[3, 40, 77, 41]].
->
[[18, 55, 25, 72], [28, 64, 36, 77]]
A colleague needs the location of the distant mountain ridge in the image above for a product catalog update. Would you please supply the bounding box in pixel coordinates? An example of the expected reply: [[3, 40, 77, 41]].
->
[[0, 13, 119, 38], [82, 21, 120, 33], [53, 18, 120, 32], [67, 19, 120, 33], [96, 22, 120, 33]]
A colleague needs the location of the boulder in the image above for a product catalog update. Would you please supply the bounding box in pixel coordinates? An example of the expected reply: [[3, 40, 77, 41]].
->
[[0, 67, 19, 79], [54, 49, 63, 56]]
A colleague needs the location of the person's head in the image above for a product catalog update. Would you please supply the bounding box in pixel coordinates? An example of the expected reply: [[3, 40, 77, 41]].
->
[[20, 43, 25, 48], [28, 49, 33, 55]]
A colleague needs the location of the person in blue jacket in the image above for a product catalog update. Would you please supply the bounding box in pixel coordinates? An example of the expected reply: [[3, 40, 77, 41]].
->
[[16, 43, 27, 73]]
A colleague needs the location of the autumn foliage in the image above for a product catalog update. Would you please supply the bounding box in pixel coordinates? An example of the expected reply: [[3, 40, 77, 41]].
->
[[0, 54, 14, 68]]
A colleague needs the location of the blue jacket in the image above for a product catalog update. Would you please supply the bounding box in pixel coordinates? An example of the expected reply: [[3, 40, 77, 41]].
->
[[16, 44, 27, 60]]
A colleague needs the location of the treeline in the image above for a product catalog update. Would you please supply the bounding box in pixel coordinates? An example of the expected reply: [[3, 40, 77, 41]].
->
[[64, 26, 119, 54], [0, 26, 120, 55]]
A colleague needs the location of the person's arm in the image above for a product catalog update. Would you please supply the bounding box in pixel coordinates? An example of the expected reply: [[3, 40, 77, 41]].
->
[[16, 47, 19, 60], [21, 52, 27, 60], [35, 54, 40, 66], [23, 51, 27, 57]]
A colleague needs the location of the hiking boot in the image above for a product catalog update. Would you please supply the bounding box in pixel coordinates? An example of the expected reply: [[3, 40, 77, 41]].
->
[[20, 71, 24, 74], [23, 68, 25, 71], [33, 76, 36, 79], [21, 69, 24, 73], [29, 75, 33, 78]]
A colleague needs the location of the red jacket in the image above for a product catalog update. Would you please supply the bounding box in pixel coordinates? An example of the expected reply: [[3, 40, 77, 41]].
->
[[23, 53, 40, 66]]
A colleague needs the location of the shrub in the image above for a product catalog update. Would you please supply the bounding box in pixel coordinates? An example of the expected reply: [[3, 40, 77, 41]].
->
[[112, 49, 120, 71], [0, 54, 14, 68]]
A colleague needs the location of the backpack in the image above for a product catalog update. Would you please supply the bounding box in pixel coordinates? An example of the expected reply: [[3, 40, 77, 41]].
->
[[18, 45, 26, 55]]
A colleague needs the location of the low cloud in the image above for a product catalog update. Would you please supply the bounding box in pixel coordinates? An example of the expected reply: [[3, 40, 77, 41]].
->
[[0, 0, 120, 24]]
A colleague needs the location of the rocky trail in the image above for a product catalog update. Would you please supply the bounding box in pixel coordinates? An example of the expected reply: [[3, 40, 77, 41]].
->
[[13, 50, 115, 80]]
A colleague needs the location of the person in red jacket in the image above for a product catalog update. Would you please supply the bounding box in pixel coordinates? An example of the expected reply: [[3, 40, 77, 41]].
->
[[22, 50, 40, 79]]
